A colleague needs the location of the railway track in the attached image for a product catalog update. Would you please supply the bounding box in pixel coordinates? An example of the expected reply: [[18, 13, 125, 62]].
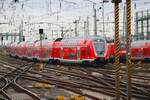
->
[[0, 54, 150, 100], [16, 65, 150, 100], [0, 56, 107, 100], [44, 64, 150, 99], [0, 60, 41, 100]]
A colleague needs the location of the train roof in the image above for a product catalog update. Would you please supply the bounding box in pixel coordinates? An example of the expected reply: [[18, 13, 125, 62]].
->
[[11, 42, 19, 45], [61, 35, 114, 43], [131, 40, 150, 47], [33, 39, 54, 47]]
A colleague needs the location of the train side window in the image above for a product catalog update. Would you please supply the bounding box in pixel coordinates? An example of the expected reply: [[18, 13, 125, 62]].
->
[[68, 48, 77, 59]]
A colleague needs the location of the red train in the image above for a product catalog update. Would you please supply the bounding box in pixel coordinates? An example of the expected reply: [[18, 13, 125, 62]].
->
[[6, 36, 126, 65], [131, 40, 150, 62]]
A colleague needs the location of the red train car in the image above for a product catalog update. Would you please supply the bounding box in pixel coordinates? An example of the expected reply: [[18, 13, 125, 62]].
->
[[32, 40, 53, 62], [59, 36, 115, 64], [131, 40, 150, 61], [24, 41, 34, 59], [6, 36, 127, 65], [119, 42, 127, 62], [9, 42, 19, 57], [17, 42, 28, 58], [51, 38, 63, 63]]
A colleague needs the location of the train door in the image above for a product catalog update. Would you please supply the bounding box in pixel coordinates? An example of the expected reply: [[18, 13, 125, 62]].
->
[[46, 47, 52, 58], [28, 46, 32, 57], [42, 41, 50, 59], [138, 47, 143, 59], [23, 44, 28, 57], [80, 47, 88, 60], [39, 46, 45, 58], [34, 46, 38, 58], [77, 47, 80, 60], [52, 47, 61, 58], [28, 43, 34, 58], [148, 43, 150, 58], [107, 43, 114, 58], [143, 43, 148, 58], [40, 44, 47, 59]]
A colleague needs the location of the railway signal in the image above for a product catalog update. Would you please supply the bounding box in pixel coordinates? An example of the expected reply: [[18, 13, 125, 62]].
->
[[1, 36, 3, 46], [22, 36, 25, 41], [126, 0, 132, 99], [39, 28, 44, 71], [39, 29, 44, 35], [111, 0, 122, 100]]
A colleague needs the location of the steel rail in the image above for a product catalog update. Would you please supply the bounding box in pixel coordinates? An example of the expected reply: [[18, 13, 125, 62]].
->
[[0, 56, 150, 99], [0, 62, 41, 100]]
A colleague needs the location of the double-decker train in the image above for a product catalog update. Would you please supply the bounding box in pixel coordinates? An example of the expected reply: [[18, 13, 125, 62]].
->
[[131, 40, 150, 62], [6, 36, 127, 65]]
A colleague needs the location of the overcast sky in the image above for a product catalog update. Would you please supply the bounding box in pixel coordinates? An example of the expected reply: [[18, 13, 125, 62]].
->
[[0, 0, 150, 42]]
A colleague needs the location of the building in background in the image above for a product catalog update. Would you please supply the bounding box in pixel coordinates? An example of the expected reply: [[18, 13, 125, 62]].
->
[[134, 9, 150, 40]]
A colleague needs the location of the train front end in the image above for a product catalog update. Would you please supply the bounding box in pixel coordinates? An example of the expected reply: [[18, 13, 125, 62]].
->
[[92, 36, 114, 64]]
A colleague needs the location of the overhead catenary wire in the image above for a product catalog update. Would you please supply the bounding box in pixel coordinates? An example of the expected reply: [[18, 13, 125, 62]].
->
[[0, 0, 149, 41]]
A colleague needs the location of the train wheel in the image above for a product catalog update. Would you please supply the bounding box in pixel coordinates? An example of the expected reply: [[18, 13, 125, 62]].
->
[[56, 60, 60, 65], [144, 58, 150, 63], [33, 58, 38, 62], [120, 58, 126, 63], [53, 60, 57, 64], [105, 59, 109, 64], [48, 59, 53, 64], [81, 61, 90, 67], [53, 60, 60, 65], [109, 58, 115, 63]]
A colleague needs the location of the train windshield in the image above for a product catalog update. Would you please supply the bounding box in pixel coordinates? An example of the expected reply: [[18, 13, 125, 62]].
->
[[94, 39, 105, 56]]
